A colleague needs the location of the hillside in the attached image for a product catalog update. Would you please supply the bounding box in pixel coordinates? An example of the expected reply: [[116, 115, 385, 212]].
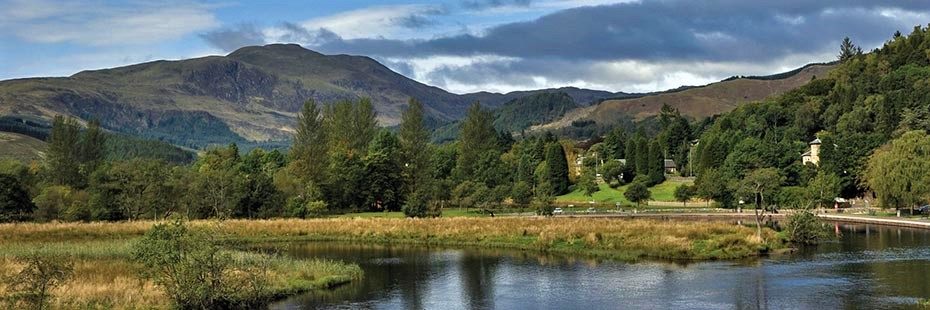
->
[[531, 63, 835, 132], [0, 45, 478, 148], [0, 131, 46, 162]]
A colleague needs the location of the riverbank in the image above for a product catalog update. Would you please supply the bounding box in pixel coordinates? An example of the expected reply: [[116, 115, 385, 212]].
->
[[0, 222, 362, 309], [209, 217, 778, 260]]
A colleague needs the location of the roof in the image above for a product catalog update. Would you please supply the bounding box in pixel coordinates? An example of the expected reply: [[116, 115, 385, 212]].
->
[[664, 159, 676, 169], [801, 150, 811, 156], [810, 138, 822, 145]]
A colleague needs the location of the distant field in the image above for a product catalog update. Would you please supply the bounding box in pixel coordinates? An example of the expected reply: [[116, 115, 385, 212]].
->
[[556, 177, 694, 205], [333, 209, 492, 218], [0, 131, 46, 162]]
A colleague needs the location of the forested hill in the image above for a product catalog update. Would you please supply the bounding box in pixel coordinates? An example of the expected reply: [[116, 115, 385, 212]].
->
[[532, 63, 834, 133], [432, 92, 581, 142], [691, 26, 930, 205]]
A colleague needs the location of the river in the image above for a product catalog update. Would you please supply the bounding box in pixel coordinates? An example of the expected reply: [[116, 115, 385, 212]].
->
[[270, 222, 930, 309]]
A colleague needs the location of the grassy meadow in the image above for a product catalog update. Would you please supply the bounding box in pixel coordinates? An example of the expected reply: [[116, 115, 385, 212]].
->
[[557, 177, 695, 204], [0, 216, 781, 308], [0, 221, 362, 309]]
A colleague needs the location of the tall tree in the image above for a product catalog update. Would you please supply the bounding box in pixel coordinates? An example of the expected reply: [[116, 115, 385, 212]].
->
[[647, 139, 665, 185], [45, 116, 82, 187], [602, 127, 627, 159], [364, 130, 404, 211], [79, 119, 106, 175], [838, 36, 863, 61], [544, 142, 570, 195], [290, 99, 329, 183], [324, 98, 378, 157], [455, 102, 498, 181], [399, 98, 431, 196]]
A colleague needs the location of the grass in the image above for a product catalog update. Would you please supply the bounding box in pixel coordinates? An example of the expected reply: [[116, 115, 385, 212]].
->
[[556, 177, 695, 204], [0, 222, 362, 309], [0, 217, 782, 308], [333, 208, 489, 219]]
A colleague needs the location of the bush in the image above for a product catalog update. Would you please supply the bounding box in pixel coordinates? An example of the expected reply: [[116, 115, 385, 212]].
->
[[2, 251, 73, 309], [784, 209, 829, 245], [131, 221, 271, 309], [403, 190, 428, 218]]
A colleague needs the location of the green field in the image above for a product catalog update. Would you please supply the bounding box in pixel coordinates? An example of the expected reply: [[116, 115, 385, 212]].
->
[[556, 177, 694, 204], [333, 208, 491, 218]]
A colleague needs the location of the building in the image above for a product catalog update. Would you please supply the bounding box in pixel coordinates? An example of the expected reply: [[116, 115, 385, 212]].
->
[[664, 159, 677, 174], [802, 138, 821, 166]]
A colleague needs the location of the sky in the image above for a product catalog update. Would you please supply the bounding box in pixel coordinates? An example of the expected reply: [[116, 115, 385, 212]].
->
[[2, 1, 929, 94]]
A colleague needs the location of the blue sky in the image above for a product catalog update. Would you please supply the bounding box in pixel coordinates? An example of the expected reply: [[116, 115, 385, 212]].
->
[[2, 0, 929, 94]]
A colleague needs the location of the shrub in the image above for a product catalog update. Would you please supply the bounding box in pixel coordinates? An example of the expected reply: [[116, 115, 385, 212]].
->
[[2, 251, 73, 309], [403, 190, 428, 218], [132, 222, 244, 309], [784, 209, 829, 245]]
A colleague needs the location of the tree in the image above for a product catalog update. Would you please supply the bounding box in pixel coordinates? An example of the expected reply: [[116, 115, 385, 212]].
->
[[0, 174, 35, 222], [674, 184, 694, 207], [838, 36, 862, 61], [399, 98, 432, 198], [79, 119, 106, 175], [364, 131, 404, 211], [602, 127, 626, 159], [624, 177, 651, 207], [455, 102, 498, 181], [3, 250, 73, 309], [736, 168, 784, 240], [864, 130, 930, 214], [578, 170, 598, 199], [544, 142, 570, 195], [533, 181, 555, 216], [324, 98, 377, 157], [647, 139, 665, 185], [45, 116, 82, 187], [511, 181, 533, 206], [290, 99, 329, 184], [807, 171, 841, 211]]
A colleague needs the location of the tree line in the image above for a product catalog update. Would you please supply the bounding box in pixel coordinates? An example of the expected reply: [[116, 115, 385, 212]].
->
[[0, 97, 578, 222]]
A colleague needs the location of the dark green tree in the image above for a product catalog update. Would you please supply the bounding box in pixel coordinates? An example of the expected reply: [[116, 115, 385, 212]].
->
[[543, 142, 570, 195], [624, 179, 651, 207], [0, 174, 34, 222], [838, 36, 862, 61]]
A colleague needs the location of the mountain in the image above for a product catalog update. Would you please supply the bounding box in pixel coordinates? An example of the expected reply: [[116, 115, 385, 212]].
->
[[530, 63, 836, 132], [433, 91, 583, 142], [463, 86, 634, 107], [0, 44, 552, 148]]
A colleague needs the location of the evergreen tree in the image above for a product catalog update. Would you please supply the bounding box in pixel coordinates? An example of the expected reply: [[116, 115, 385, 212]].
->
[[634, 134, 649, 177], [544, 142, 570, 195], [838, 37, 862, 61], [648, 139, 666, 185], [602, 127, 626, 159]]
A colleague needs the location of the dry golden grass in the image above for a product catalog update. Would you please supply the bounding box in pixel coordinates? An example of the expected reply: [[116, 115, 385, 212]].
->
[[0, 218, 781, 262]]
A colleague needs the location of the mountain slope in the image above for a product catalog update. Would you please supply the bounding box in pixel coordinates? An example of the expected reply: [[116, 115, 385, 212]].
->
[[0, 44, 500, 148], [531, 63, 835, 132]]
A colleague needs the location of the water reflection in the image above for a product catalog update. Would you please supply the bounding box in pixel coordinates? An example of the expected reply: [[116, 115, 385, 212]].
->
[[270, 223, 930, 310]]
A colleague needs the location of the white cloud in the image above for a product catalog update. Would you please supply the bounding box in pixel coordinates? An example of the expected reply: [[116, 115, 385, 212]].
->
[[0, 0, 219, 46], [297, 4, 444, 40]]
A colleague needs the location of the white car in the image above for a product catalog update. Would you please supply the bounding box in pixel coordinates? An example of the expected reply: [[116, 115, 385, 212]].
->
[[553, 208, 563, 214]]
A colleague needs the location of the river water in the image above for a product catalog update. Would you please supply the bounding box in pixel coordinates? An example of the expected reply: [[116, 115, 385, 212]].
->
[[270, 223, 930, 309]]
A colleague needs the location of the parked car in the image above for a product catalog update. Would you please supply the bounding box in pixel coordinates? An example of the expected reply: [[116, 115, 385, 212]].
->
[[586, 207, 596, 213], [917, 205, 930, 215], [553, 208, 563, 215]]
